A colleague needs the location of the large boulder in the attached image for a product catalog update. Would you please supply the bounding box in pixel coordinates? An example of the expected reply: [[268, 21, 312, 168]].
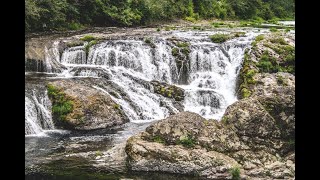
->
[[47, 79, 128, 130], [126, 96, 295, 179]]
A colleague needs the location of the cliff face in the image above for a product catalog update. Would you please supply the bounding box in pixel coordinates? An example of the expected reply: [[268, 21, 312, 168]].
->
[[125, 32, 295, 179]]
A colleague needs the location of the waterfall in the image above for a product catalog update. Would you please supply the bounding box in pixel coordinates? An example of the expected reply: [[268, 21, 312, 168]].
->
[[25, 89, 55, 135], [26, 29, 261, 135]]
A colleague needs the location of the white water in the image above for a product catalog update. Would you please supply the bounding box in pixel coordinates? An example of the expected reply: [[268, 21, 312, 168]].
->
[[26, 29, 263, 135], [25, 90, 55, 135]]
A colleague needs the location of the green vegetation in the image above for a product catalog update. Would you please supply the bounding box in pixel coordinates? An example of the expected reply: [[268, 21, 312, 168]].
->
[[26, 0, 294, 32], [255, 35, 264, 42], [270, 38, 287, 45], [230, 166, 241, 180], [153, 135, 165, 144], [95, 151, 103, 157], [256, 48, 294, 74], [209, 34, 229, 43], [244, 69, 257, 84], [66, 41, 84, 48], [80, 35, 96, 42], [177, 134, 196, 148], [84, 40, 98, 57], [241, 88, 251, 98], [176, 42, 189, 48], [277, 75, 286, 85], [172, 48, 179, 56], [185, 16, 196, 23], [113, 104, 120, 110], [270, 27, 278, 32], [157, 28, 161, 32], [234, 32, 246, 37], [47, 84, 74, 121], [144, 38, 151, 44], [221, 116, 229, 124]]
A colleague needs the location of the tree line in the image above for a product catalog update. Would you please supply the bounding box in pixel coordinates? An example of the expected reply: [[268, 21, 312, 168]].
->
[[25, 0, 294, 32]]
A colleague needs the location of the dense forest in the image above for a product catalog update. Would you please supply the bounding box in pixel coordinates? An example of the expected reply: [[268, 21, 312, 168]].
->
[[25, 0, 294, 32]]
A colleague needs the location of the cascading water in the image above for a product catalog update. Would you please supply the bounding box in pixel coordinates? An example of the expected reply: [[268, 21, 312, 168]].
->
[[25, 88, 55, 135], [26, 29, 263, 135]]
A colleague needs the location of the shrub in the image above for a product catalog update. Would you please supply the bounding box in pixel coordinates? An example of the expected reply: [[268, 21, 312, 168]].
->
[[68, 22, 84, 30], [257, 60, 273, 72], [230, 166, 241, 180], [80, 35, 96, 42], [84, 40, 97, 56], [157, 28, 161, 32], [209, 34, 229, 43], [177, 134, 196, 148]]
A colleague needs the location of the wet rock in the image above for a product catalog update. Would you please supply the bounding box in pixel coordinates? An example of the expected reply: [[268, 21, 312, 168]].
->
[[150, 80, 185, 101], [48, 79, 129, 130], [25, 38, 66, 73]]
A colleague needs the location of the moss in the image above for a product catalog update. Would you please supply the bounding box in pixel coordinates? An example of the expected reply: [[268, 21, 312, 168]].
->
[[177, 134, 196, 148], [285, 28, 291, 33], [255, 34, 264, 41], [66, 41, 84, 48], [229, 166, 241, 180], [157, 28, 161, 32], [80, 35, 96, 42], [221, 116, 229, 124], [244, 69, 257, 84], [176, 42, 189, 48], [165, 26, 171, 31], [270, 27, 278, 32], [153, 135, 165, 144], [277, 75, 287, 86], [47, 84, 74, 122], [95, 151, 103, 157], [172, 48, 179, 56], [193, 26, 201, 30], [144, 38, 151, 44], [234, 32, 246, 37], [209, 34, 229, 43], [241, 88, 251, 98], [113, 104, 120, 110], [270, 38, 287, 45]]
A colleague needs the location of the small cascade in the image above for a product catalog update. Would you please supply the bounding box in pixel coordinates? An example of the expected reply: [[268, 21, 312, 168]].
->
[[25, 89, 55, 135]]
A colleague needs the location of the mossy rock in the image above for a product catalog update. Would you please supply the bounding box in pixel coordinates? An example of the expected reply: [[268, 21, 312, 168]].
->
[[151, 81, 185, 101]]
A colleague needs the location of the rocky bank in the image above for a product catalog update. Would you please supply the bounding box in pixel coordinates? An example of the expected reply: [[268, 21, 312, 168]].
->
[[125, 31, 295, 179]]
